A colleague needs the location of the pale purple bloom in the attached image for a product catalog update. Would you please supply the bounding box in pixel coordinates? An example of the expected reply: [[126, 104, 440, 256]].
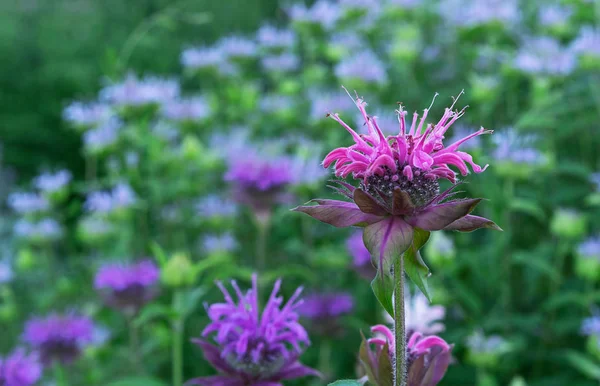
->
[[189, 274, 318, 386], [298, 293, 353, 335], [492, 129, 545, 165], [288, 0, 340, 30], [225, 151, 295, 192], [335, 50, 387, 84], [162, 97, 210, 121], [34, 170, 72, 193], [0, 349, 42, 386], [260, 94, 295, 113], [94, 260, 160, 313], [346, 231, 371, 269], [181, 46, 227, 69], [385, 0, 421, 9], [591, 173, 600, 191], [202, 233, 237, 253], [14, 219, 63, 241], [0, 259, 13, 284], [448, 124, 482, 150], [405, 291, 446, 335], [309, 90, 356, 121], [339, 0, 381, 15], [571, 27, 600, 57], [125, 151, 139, 168], [582, 313, 600, 336], [83, 119, 121, 153], [538, 4, 572, 27], [78, 216, 113, 236], [23, 314, 94, 364], [63, 101, 111, 127], [440, 0, 520, 27], [578, 236, 600, 259], [292, 154, 330, 185], [7, 193, 49, 214], [256, 25, 296, 49], [261, 53, 300, 72], [85, 183, 136, 214], [100, 73, 180, 106], [218, 36, 257, 58], [196, 195, 238, 218], [328, 32, 365, 52], [466, 330, 508, 354], [514, 36, 577, 76]]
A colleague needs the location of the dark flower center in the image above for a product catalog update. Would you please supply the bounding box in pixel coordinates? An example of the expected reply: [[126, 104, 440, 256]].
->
[[361, 164, 440, 207], [40, 340, 81, 365], [225, 338, 286, 379]]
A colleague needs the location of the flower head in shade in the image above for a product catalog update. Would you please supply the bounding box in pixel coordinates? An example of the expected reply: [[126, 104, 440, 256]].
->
[[100, 73, 180, 107], [94, 260, 160, 314], [294, 91, 500, 281], [189, 274, 318, 386], [578, 237, 600, 260], [582, 312, 600, 337], [181, 46, 233, 73], [63, 102, 111, 127], [514, 37, 577, 76], [335, 51, 387, 85], [571, 27, 600, 58], [162, 97, 210, 121], [309, 89, 357, 121], [217, 36, 258, 59], [83, 119, 121, 154], [0, 349, 43, 386], [261, 53, 300, 73], [7, 193, 49, 214], [0, 259, 13, 284], [196, 195, 238, 219], [538, 4, 572, 27], [202, 233, 238, 255], [288, 0, 340, 30], [360, 324, 452, 386], [14, 218, 63, 242], [346, 231, 375, 278], [298, 292, 353, 336], [23, 313, 94, 365], [34, 170, 72, 194], [256, 25, 296, 50], [439, 0, 520, 28], [84, 183, 136, 215]]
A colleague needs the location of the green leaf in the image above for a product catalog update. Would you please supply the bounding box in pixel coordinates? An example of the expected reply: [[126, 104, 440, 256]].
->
[[105, 377, 167, 386], [563, 350, 600, 380], [404, 228, 432, 302], [134, 304, 177, 327], [509, 199, 546, 223], [371, 268, 395, 317], [328, 380, 363, 386], [149, 242, 168, 267]]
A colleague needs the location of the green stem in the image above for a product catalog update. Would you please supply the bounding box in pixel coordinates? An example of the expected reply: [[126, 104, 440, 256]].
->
[[53, 361, 68, 386], [394, 256, 406, 386], [318, 339, 332, 381], [172, 291, 184, 386], [255, 213, 270, 271], [128, 315, 143, 373]]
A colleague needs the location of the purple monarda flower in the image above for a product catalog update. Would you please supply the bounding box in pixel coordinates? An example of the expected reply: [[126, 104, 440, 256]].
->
[[162, 97, 210, 121], [14, 218, 63, 242], [361, 325, 452, 386], [0, 349, 43, 386], [202, 233, 238, 254], [34, 170, 72, 194], [196, 195, 238, 219], [335, 51, 387, 85], [439, 0, 520, 28], [84, 183, 136, 214], [7, 193, 49, 214], [23, 314, 94, 365], [94, 260, 160, 314], [571, 27, 600, 58], [256, 25, 296, 50], [288, 0, 340, 30], [514, 37, 577, 76], [217, 36, 258, 59], [346, 230, 375, 278], [63, 101, 111, 127], [100, 73, 180, 107], [293, 91, 500, 275], [83, 119, 121, 153], [189, 274, 318, 386], [261, 53, 300, 73], [298, 292, 353, 336]]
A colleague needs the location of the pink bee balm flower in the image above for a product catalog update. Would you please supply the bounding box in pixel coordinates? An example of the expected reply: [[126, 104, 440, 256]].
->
[[293, 90, 500, 282], [361, 324, 452, 386]]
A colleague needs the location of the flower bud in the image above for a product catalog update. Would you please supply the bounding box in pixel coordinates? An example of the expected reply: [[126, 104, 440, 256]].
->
[[161, 253, 196, 288]]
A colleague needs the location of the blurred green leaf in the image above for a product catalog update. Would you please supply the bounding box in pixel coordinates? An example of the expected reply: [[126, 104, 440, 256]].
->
[[404, 228, 432, 302], [134, 304, 177, 327], [563, 350, 600, 380], [328, 380, 363, 386], [371, 268, 395, 318], [106, 377, 167, 386]]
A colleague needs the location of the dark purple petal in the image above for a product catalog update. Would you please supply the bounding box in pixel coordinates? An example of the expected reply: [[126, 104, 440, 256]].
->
[[191, 340, 236, 375], [443, 214, 502, 232], [353, 189, 388, 216], [292, 199, 383, 227], [363, 217, 414, 272], [185, 375, 242, 386], [407, 355, 426, 386], [420, 347, 452, 386], [392, 188, 415, 216], [277, 361, 321, 380], [405, 199, 482, 231]]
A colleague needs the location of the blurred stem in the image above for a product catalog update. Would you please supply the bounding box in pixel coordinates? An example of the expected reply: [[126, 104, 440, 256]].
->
[[172, 290, 184, 386], [127, 314, 143, 373], [53, 361, 68, 386], [318, 339, 332, 381], [255, 213, 270, 271], [393, 256, 406, 386], [501, 178, 514, 320]]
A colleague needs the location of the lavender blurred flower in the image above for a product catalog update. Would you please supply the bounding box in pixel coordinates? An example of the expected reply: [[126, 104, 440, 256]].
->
[[360, 324, 452, 386], [217, 36, 258, 59], [439, 0, 520, 27], [83, 119, 121, 154], [288, 0, 340, 30], [592, 173, 600, 192], [162, 97, 210, 121], [24, 313, 94, 365], [77, 216, 114, 241], [514, 37, 577, 76], [465, 330, 511, 368], [181, 46, 231, 73], [0, 259, 13, 284], [100, 73, 180, 107], [34, 170, 71, 194], [492, 129, 548, 174], [538, 4, 572, 27], [7, 193, 49, 214], [578, 237, 600, 260], [14, 218, 63, 242], [196, 195, 238, 219], [385, 0, 421, 10], [202, 233, 237, 254], [298, 292, 353, 336], [85, 183, 136, 215], [582, 312, 600, 337], [335, 50, 387, 85], [575, 236, 600, 281], [94, 260, 160, 314], [261, 53, 300, 73], [405, 291, 446, 335], [571, 27, 600, 58], [259, 94, 295, 114], [63, 102, 111, 127], [0, 349, 42, 386], [346, 231, 375, 278], [256, 25, 296, 50], [189, 274, 318, 386], [309, 89, 356, 121]]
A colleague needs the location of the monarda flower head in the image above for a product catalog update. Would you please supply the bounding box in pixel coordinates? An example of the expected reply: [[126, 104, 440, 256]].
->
[[293, 90, 500, 302], [94, 260, 160, 315], [0, 349, 42, 386], [360, 324, 452, 386], [298, 292, 354, 336], [189, 274, 318, 386], [23, 313, 94, 365]]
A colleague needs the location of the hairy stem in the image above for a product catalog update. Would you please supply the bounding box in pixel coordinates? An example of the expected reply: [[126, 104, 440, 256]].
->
[[394, 256, 406, 386]]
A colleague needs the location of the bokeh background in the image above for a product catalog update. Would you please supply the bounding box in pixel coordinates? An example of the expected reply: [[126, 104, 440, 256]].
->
[[1, 0, 600, 385]]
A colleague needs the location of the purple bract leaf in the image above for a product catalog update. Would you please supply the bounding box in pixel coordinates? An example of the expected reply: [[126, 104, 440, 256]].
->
[[354, 189, 388, 216], [292, 199, 383, 227], [443, 214, 503, 232], [405, 199, 482, 231]]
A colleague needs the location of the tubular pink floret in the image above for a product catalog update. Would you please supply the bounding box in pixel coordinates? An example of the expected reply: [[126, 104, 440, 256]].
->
[[322, 91, 490, 183]]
